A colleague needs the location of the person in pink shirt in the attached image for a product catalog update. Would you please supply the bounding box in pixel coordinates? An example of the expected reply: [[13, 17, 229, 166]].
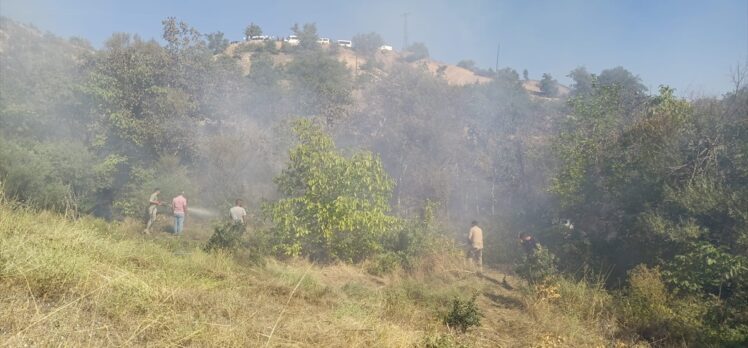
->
[[171, 192, 188, 235]]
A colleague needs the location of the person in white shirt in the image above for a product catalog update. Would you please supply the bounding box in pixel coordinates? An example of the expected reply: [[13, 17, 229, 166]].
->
[[229, 199, 247, 224], [468, 220, 483, 273]]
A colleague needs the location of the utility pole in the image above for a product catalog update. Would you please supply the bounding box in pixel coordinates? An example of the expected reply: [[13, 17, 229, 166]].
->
[[402, 12, 411, 50], [495, 42, 500, 72]]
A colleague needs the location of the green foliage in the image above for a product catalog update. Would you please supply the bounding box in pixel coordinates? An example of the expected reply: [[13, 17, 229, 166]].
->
[[263, 39, 279, 54], [352, 32, 384, 56], [616, 265, 717, 345], [162, 17, 205, 54], [539, 73, 558, 97], [567, 66, 593, 96], [244, 23, 262, 40], [286, 50, 353, 124], [291, 22, 320, 51], [112, 156, 193, 218], [365, 251, 401, 276], [663, 242, 748, 296], [266, 119, 400, 262], [205, 31, 229, 54], [405, 42, 429, 62], [443, 295, 482, 333], [248, 52, 282, 86], [515, 246, 558, 284], [386, 201, 446, 266], [0, 139, 99, 212], [204, 222, 245, 252], [598, 66, 647, 97], [422, 332, 465, 348]]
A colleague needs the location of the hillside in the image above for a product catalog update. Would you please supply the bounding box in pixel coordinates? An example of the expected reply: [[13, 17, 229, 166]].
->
[[0, 200, 618, 347], [226, 40, 567, 95], [4, 15, 746, 347]]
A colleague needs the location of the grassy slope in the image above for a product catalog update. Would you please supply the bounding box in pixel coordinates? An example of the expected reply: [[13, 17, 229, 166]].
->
[[0, 201, 615, 347]]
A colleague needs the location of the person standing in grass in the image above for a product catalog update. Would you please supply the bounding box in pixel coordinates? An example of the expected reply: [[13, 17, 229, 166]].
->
[[144, 188, 163, 234], [229, 199, 247, 224], [171, 192, 188, 235], [468, 220, 484, 274]]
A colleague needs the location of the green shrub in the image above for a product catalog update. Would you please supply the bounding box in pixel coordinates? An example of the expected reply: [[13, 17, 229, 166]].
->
[[265, 119, 401, 262], [662, 243, 748, 346], [617, 264, 710, 345], [515, 246, 558, 284], [204, 222, 245, 252], [0, 140, 98, 213], [443, 295, 481, 333], [422, 332, 464, 348], [366, 251, 401, 276], [662, 242, 747, 297]]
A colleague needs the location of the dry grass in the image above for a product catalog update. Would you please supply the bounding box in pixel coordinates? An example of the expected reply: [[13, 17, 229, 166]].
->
[[0, 200, 620, 347]]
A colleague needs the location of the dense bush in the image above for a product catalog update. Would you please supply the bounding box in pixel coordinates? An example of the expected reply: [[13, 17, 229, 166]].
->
[[204, 221, 245, 252], [515, 246, 558, 284], [265, 119, 401, 262], [443, 295, 482, 333], [0, 140, 98, 213]]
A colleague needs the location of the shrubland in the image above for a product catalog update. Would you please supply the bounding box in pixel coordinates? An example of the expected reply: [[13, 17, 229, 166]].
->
[[1, 15, 747, 347]]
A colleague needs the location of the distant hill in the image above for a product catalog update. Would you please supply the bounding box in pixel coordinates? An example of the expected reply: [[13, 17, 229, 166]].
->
[[225, 40, 569, 98]]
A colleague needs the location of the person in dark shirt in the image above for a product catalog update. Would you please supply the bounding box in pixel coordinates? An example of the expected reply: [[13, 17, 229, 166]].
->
[[519, 232, 538, 255]]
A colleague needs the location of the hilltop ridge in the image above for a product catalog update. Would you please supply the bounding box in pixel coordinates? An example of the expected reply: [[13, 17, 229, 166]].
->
[[226, 39, 569, 96]]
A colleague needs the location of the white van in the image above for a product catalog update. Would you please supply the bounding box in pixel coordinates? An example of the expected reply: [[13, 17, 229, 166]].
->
[[285, 35, 300, 45], [380, 45, 393, 51], [337, 40, 352, 48]]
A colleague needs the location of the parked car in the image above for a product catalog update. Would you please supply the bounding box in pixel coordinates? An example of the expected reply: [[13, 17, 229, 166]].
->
[[317, 37, 331, 44], [337, 40, 352, 48], [380, 45, 393, 51], [285, 35, 300, 45]]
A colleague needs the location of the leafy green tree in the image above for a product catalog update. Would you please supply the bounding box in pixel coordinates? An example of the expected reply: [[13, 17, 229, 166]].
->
[[598, 66, 648, 111], [266, 119, 400, 262], [405, 42, 429, 62], [522, 69, 529, 80], [205, 31, 229, 54], [0, 140, 99, 213], [248, 52, 282, 87], [352, 32, 384, 56], [291, 22, 320, 51], [286, 50, 353, 125], [162, 17, 204, 54], [567, 66, 593, 96], [244, 23, 262, 40], [598, 66, 646, 94], [539, 73, 558, 97]]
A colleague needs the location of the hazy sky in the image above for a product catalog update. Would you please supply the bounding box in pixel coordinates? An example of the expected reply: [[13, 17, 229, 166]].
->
[[2, 0, 747, 96]]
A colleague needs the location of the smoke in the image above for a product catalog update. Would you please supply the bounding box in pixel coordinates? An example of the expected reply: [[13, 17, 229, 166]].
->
[[186, 206, 218, 218]]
